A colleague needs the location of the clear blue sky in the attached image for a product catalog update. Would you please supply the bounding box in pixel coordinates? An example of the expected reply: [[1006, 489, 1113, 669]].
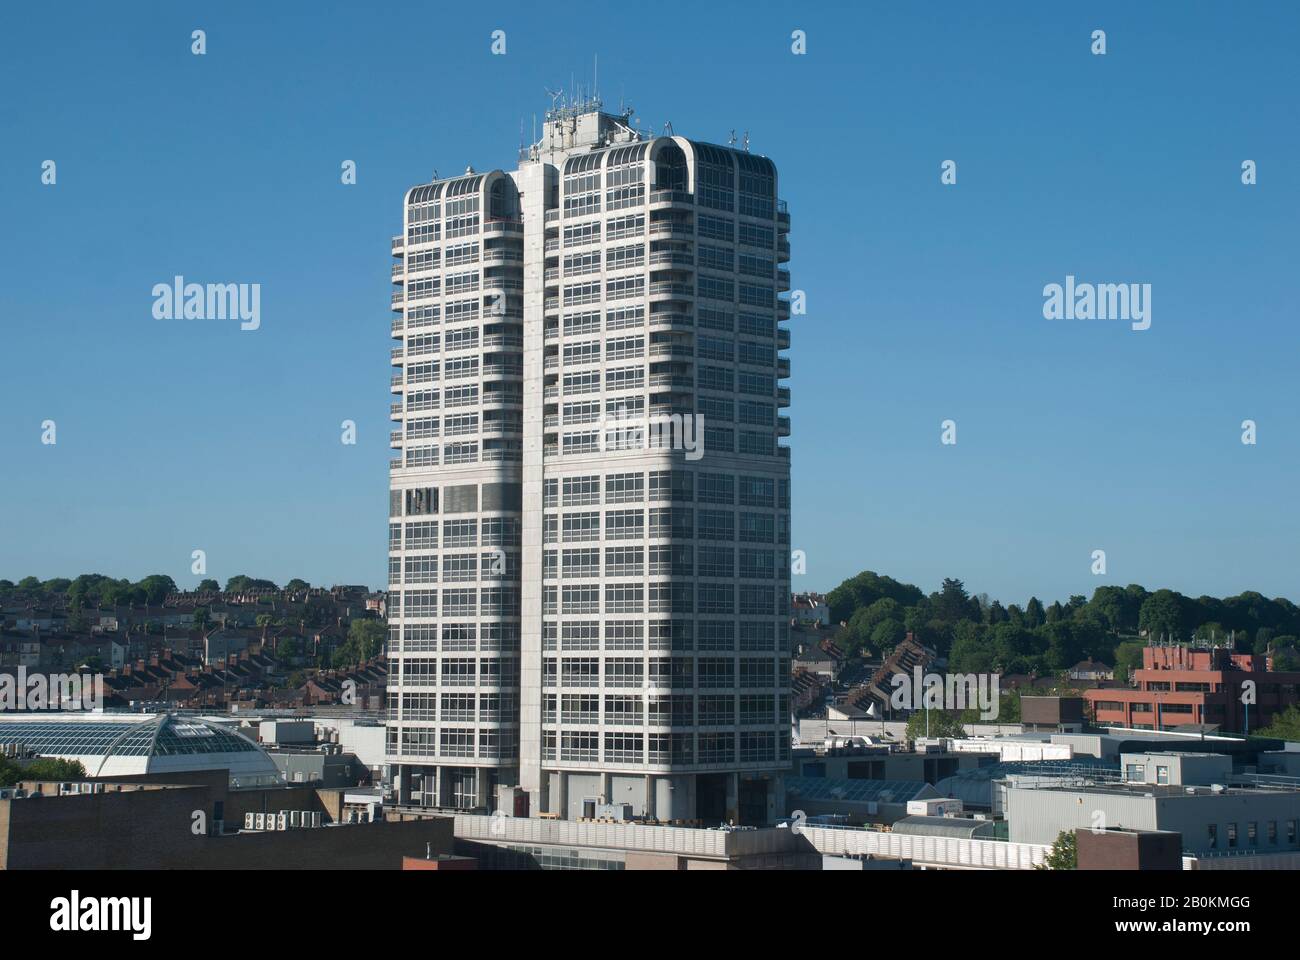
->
[[2, 1, 1297, 605]]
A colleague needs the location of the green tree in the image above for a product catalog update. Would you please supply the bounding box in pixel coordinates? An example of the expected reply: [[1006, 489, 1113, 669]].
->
[[1024, 597, 1045, 629], [285, 578, 311, 593], [225, 575, 279, 593], [335, 619, 386, 667], [1258, 705, 1300, 742], [870, 618, 906, 653], [1037, 830, 1078, 870], [197, 579, 219, 592], [1139, 589, 1184, 641], [0, 757, 86, 787], [949, 620, 995, 674], [905, 709, 965, 740], [824, 570, 924, 624], [933, 578, 978, 624], [1112, 640, 1146, 683], [135, 574, 177, 605]]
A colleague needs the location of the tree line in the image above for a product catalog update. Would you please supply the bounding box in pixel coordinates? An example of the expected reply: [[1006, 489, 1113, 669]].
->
[[0, 573, 315, 610], [826, 571, 1300, 679]]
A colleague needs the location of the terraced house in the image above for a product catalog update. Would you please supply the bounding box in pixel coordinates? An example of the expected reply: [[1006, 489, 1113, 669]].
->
[[386, 98, 793, 824]]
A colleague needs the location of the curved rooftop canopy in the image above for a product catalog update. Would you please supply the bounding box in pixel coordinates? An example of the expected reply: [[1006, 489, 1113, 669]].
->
[[0, 712, 282, 784]]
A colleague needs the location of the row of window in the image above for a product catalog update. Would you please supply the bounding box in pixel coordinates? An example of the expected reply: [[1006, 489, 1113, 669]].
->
[[390, 618, 788, 654], [541, 730, 785, 765], [544, 509, 789, 544], [540, 545, 786, 579], [395, 655, 785, 688], [390, 727, 789, 765]]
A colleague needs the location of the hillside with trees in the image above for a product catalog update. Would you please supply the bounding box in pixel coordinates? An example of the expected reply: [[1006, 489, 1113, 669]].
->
[[825, 571, 1300, 679]]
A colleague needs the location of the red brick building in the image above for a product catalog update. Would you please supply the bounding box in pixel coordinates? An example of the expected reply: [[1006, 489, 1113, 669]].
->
[[1085, 644, 1300, 734]]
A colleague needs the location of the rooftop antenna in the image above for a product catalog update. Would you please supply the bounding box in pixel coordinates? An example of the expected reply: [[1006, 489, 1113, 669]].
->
[[728, 129, 737, 146], [743, 131, 750, 152]]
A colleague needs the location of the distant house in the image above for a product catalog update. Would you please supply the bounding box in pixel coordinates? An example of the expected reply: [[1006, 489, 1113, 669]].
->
[[791, 668, 828, 713], [791, 592, 830, 627], [203, 629, 252, 666], [793, 642, 838, 681], [1069, 659, 1114, 682]]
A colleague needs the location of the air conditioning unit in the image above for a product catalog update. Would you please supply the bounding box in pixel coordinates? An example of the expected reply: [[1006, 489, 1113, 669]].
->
[[244, 813, 255, 829], [310, 811, 322, 828], [276, 813, 288, 830], [254, 813, 266, 830]]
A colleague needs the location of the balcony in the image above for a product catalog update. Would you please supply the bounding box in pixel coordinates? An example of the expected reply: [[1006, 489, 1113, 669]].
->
[[778, 416, 791, 437], [649, 282, 694, 301], [391, 262, 405, 280], [544, 209, 560, 225], [648, 311, 693, 331], [649, 220, 693, 238], [544, 296, 560, 312], [482, 334, 523, 350], [649, 252, 694, 268], [390, 431, 403, 447], [777, 327, 790, 350], [390, 292, 404, 308], [389, 458, 403, 470], [390, 402, 402, 419], [649, 405, 695, 420], [776, 199, 790, 230], [391, 236, 404, 254], [650, 189, 694, 208], [648, 374, 694, 391], [390, 319, 405, 338], [649, 342, 694, 360], [544, 267, 560, 282], [482, 392, 523, 409], [483, 278, 524, 298], [543, 385, 559, 400], [544, 238, 560, 253], [391, 347, 405, 363], [777, 300, 791, 321], [482, 248, 523, 264], [777, 445, 790, 459], [391, 374, 404, 391], [777, 239, 790, 263], [777, 357, 790, 379], [777, 268, 791, 292], [777, 386, 791, 407], [482, 219, 523, 236]]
